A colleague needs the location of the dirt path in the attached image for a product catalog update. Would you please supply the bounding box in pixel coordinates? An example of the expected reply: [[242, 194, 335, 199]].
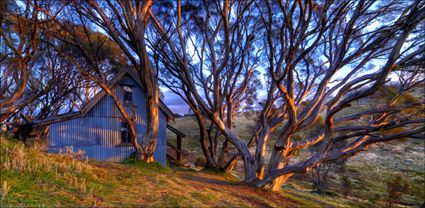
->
[[178, 172, 299, 207]]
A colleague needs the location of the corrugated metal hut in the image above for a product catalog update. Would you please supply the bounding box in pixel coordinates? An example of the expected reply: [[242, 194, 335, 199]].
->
[[46, 69, 177, 165]]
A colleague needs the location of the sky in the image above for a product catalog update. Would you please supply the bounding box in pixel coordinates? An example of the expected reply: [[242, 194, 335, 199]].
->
[[161, 89, 190, 115]]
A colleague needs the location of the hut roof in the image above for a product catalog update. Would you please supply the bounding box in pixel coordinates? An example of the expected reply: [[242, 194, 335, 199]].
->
[[79, 69, 174, 120], [33, 69, 174, 126]]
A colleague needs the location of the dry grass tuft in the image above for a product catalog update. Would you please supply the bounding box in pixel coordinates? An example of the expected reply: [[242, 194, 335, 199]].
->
[[1, 181, 11, 200], [0, 136, 100, 200], [2, 143, 26, 171]]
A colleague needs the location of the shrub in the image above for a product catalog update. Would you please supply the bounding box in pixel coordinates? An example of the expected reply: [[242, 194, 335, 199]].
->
[[195, 156, 207, 168], [368, 193, 381, 207], [340, 175, 353, 198], [386, 174, 411, 207], [312, 164, 331, 195]]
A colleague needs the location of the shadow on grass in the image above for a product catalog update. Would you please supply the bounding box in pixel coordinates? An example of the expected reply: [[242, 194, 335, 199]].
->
[[180, 174, 239, 186]]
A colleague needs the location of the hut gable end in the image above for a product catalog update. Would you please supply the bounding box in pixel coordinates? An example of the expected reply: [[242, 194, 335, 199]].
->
[[48, 70, 168, 165]]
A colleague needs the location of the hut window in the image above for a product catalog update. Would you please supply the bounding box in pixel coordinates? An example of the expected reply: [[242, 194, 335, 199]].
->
[[123, 85, 133, 105], [120, 120, 132, 144]]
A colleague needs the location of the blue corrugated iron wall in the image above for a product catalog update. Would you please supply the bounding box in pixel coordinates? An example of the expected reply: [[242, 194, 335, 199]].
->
[[48, 75, 168, 165]]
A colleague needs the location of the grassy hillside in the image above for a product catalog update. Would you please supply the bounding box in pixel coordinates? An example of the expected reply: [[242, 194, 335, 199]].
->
[[0, 135, 363, 207], [1, 124, 424, 207], [168, 114, 425, 207]]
